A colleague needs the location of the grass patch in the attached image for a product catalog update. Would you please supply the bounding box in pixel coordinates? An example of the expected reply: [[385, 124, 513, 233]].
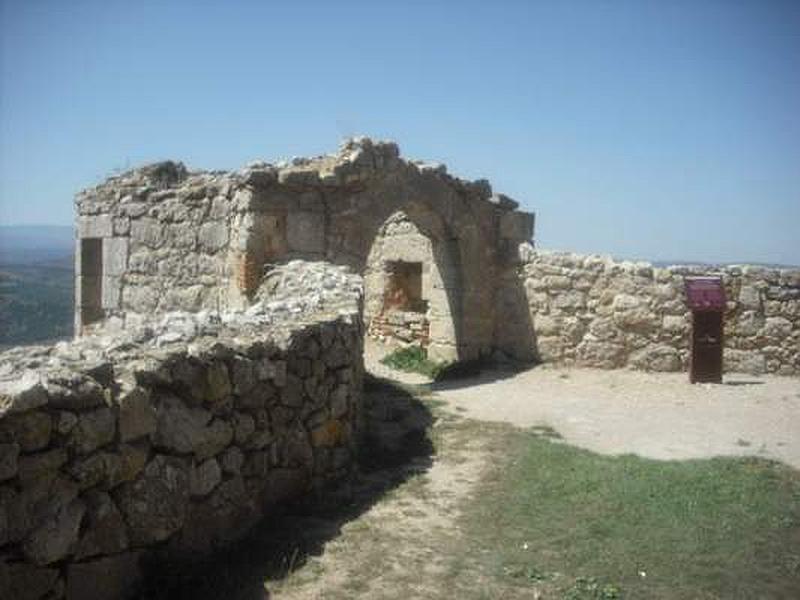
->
[[380, 345, 449, 379], [464, 433, 800, 599]]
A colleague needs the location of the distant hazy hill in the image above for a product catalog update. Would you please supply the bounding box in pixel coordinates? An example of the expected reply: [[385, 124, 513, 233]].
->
[[0, 225, 74, 348], [0, 225, 74, 265]]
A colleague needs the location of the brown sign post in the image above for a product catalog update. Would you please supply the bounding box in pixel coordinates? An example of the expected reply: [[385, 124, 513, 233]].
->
[[684, 277, 726, 383]]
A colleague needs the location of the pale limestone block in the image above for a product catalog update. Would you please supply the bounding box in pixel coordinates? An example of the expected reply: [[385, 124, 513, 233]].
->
[[287, 211, 325, 254], [101, 276, 121, 309], [102, 237, 129, 276], [78, 215, 113, 238]]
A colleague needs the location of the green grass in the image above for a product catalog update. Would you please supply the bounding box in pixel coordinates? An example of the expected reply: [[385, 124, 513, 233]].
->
[[465, 431, 800, 599], [379, 345, 449, 379]]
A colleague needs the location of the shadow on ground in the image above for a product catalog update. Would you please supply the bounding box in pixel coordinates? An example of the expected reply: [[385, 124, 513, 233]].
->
[[138, 375, 434, 600], [428, 357, 537, 392]]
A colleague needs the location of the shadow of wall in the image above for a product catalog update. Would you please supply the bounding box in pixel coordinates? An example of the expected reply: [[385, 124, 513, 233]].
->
[[138, 376, 435, 600]]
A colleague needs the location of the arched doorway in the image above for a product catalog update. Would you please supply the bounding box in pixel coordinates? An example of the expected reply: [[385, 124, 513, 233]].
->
[[363, 211, 462, 362]]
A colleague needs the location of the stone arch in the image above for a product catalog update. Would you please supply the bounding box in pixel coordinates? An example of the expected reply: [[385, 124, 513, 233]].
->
[[362, 210, 464, 361], [325, 187, 476, 362]]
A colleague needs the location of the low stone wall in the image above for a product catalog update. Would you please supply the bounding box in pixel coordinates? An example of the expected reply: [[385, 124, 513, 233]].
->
[[516, 248, 799, 375], [368, 310, 430, 347], [0, 261, 364, 600]]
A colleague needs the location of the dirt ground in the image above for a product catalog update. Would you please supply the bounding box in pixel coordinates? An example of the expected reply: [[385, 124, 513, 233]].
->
[[265, 343, 800, 598], [366, 340, 800, 469], [269, 408, 507, 599], [433, 364, 800, 469]]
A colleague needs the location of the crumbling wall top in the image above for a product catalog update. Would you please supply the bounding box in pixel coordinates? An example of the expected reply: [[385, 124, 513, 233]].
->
[[76, 137, 525, 216]]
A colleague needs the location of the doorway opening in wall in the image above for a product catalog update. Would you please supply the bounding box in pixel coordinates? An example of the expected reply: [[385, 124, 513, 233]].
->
[[80, 238, 103, 328], [368, 259, 431, 349]]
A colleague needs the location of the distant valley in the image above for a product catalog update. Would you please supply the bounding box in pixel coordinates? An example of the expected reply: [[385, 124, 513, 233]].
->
[[0, 225, 74, 348]]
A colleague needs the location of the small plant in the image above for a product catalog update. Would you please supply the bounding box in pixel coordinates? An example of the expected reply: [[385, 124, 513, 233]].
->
[[564, 577, 622, 599], [380, 345, 448, 378]]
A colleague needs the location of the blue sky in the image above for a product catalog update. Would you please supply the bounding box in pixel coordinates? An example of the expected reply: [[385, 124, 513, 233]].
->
[[1, 0, 798, 264]]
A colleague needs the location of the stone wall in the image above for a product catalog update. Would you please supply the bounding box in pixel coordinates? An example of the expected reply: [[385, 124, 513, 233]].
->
[[75, 162, 239, 334], [0, 261, 364, 600], [508, 247, 800, 375], [75, 138, 535, 362], [368, 310, 430, 347]]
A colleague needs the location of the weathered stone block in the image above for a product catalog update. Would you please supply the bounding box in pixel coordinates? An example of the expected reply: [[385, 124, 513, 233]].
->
[[330, 385, 349, 418], [198, 221, 228, 253], [78, 214, 113, 238], [103, 236, 129, 276], [761, 316, 793, 340], [737, 285, 762, 310], [45, 374, 105, 410], [0, 442, 19, 481], [220, 446, 244, 474], [101, 275, 122, 309], [22, 497, 86, 564], [117, 443, 148, 485], [231, 356, 256, 395], [256, 358, 287, 386], [629, 345, 681, 372], [233, 412, 255, 444], [115, 454, 189, 545], [0, 411, 51, 452], [119, 386, 157, 442], [189, 458, 222, 497], [154, 397, 211, 453], [129, 217, 164, 249], [68, 407, 115, 455], [17, 448, 68, 485], [287, 211, 325, 254], [725, 348, 767, 375], [662, 315, 688, 334], [74, 490, 129, 559], [68, 451, 122, 490], [55, 411, 78, 434], [0, 371, 48, 416], [280, 374, 304, 407]]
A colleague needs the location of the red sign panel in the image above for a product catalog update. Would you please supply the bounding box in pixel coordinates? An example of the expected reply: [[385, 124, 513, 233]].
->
[[684, 277, 726, 311]]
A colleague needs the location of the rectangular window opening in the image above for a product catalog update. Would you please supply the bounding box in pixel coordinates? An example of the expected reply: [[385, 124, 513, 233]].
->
[[80, 238, 103, 327], [383, 261, 426, 313]]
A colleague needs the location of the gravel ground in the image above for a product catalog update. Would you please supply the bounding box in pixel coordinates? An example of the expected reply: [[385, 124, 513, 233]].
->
[[432, 365, 800, 469], [364, 341, 800, 469]]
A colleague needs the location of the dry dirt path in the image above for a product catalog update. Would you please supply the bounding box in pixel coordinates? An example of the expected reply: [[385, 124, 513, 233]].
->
[[269, 419, 502, 599], [269, 345, 799, 598], [433, 365, 800, 469]]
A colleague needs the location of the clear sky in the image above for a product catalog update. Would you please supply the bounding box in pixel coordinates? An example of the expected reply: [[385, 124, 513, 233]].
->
[[1, 0, 798, 265]]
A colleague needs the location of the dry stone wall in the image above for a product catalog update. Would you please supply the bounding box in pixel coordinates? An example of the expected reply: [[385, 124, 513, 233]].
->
[[512, 247, 800, 375], [0, 261, 364, 600], [75, 138, 535, 362]]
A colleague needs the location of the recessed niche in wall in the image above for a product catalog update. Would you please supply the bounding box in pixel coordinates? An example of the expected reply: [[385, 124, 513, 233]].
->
[[383, 260, 427, 313]]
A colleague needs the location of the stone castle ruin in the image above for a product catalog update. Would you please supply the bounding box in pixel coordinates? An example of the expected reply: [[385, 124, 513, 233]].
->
[[74, 138, 534, 363], [1, 138, 798, 600]]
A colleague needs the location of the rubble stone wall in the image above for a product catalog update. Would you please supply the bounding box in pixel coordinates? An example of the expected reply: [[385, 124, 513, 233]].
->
[[75, 138, 535, 362], [510, 248, 800, 375], [0, 262, 364, 600]]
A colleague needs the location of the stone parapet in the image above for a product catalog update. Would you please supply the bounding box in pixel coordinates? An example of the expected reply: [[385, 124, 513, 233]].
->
[[0, 261, 364, 600], [510, 247, 799, 375]]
